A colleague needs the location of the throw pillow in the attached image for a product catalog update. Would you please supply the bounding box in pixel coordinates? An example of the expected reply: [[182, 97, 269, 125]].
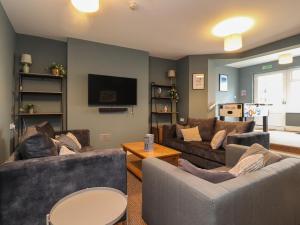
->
[[214, 120, 255, 134], [229, 153, 264, 176], [211, 130, 227, 150], [179, 159, 235, 183], [181, 127, 202, 142], [16, 133, 58, 159], [176, 123, 190, 139], [222, 129, 238, 149], [188, 117, 216, 141], [66, 132, 82, 149], [55, 133, 81, 152], [35, 121, 55, 138], [59, 146, 76, 155], [239, 143, 282, 167], [20, 125, 39, 142]]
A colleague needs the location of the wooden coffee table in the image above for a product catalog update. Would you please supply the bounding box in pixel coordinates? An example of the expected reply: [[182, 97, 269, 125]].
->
[[122, 142, 181, 180]]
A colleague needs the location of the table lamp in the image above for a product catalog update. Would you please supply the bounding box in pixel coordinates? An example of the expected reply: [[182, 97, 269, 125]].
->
[[21, 54, 32, 73]]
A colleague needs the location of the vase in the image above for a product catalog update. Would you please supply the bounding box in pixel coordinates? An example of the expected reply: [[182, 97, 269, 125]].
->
[[28, 108, 34, 114], [52, 68, 60, 76]]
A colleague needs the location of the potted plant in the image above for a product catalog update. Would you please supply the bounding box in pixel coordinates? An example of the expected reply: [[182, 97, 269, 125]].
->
[[49, 63, 66, 76], [26, 104, 35, 114], [168, 86, 179, 102]]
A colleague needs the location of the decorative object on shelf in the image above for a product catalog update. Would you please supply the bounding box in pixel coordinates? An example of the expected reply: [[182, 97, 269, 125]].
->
[[19, 106, 25, 113], [168, 86, 179, 102], [192, 74, 205, 90], [26, 104, 35, 114], [163, 105, 168, 113], [144, 134, 154, 151], [49, 63, 66, 76], [219, 74, 228, 92], [156, 87, 162, 97], [167, 69, 176, 85], [21, 54, 32, 73]]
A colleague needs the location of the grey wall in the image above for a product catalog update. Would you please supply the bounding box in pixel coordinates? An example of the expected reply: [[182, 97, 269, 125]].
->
[[0, 3, 15, 163], [176, 57, 189, 122], [149, 57, 176, 85], [238, 56, 300, 103], [208, 59, 239, 117], [67, 38, 149, 149], [15, 34, 68, 130]]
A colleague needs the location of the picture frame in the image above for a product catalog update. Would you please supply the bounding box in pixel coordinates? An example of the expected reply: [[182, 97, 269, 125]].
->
[[219, 74, 228, 92], [192, 73, 205, 90]]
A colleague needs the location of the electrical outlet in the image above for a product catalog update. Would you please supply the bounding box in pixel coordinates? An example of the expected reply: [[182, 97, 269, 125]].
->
[[9, 123, 15, 130], [99, 133, 112, 142], [179, 118, 185, 122]]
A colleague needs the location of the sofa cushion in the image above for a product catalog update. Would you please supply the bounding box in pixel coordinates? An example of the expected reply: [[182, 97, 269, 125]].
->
[[239, 143, 282, 167], [188, 117, 216, 141], [211, 130, 227, 150], [164, 139, 192, 154], [55, 133, 81, 152], [181, 127, 202, 142], [215, 120, 255, 134], [59, 146, 76, 155], [188, 141, 225, 164], [36, 121, 55, 138], [176, 123, 190, 139], [229, 153, 264, 176], [16, 133, 58, 159], [179, 159, 235, 183]]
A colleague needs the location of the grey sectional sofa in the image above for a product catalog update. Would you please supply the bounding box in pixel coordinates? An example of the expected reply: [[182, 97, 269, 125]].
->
[[0, 129, 127, 225], [142, 144, 300, 225]]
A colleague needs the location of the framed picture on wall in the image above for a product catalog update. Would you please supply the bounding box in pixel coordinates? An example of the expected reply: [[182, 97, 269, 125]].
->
[[219, 74, 228, 92], [192, 73, 205, 90]]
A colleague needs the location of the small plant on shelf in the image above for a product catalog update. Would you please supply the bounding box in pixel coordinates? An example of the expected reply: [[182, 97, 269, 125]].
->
[[49, 62, 66, 76], [26, 104, 35, 114], [168, 86, 179, 102]]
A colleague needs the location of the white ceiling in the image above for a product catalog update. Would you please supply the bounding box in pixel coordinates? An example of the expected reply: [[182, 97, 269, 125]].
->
[[2, 0, 300, 59], [227, 46, 300, 68]]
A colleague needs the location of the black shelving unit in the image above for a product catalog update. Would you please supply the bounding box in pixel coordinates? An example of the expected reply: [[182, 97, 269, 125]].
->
[[16, 72, 66, 141], [150, 82, 178, 143]]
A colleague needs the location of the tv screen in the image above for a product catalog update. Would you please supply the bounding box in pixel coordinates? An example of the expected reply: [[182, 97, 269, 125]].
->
[[88, 74, 137, 106]]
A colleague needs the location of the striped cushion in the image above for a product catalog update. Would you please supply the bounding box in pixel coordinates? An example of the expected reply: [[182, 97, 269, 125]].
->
[[229, 154, 264, 176]]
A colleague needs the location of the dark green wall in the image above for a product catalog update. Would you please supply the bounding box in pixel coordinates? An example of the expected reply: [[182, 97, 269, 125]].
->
[[67, 38, 149, 148], [0, 3, 15, 163]]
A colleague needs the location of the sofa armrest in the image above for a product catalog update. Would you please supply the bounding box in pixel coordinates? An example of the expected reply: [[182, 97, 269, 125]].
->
[[142, 158, 227, 225], [227, 131, 270, 149], [162, 125, 176, 144], [0, 149, 126, 225], [225, 144, 249, 167], [55, 129, 90, 147]]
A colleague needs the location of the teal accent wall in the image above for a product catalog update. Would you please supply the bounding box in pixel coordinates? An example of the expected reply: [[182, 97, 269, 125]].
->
[[0, 3, 15, 163], [67, 38, 149, 149]]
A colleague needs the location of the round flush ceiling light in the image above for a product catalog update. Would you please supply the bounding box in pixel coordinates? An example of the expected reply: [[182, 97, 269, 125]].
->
[[278, 53, 293, 65], [71, 0, 100, 13], [224, 34, 243, 52], [212, 16, 254, 37]]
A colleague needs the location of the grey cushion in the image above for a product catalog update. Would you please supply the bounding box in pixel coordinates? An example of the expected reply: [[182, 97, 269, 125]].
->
[[179, 159, 235, 183], [188, 117, 216, 141], [16, 133, 58, 159], [215, 120, 255, 134]]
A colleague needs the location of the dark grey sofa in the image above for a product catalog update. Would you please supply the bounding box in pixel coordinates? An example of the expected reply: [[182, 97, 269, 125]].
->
[[163, 118, 270, 169], [0, 129, 127, 225]]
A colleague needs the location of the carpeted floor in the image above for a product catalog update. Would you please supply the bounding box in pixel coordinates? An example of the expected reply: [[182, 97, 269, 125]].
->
[[125, 172, 147, 225]]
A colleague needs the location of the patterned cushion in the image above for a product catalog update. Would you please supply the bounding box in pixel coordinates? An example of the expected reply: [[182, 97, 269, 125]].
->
[[59, 146, 76, 155], [56, 133, 81, 152], [181, 127, 202, 142], [188, 117, 216, 141], [35, 121, 55, 138], [239, 143, 282, 167], [211, 130, 227, 150], [229, 154, 264, 176]]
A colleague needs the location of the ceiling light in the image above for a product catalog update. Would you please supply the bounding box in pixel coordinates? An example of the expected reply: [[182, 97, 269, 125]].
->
[[212, 17, 254, 37], [71, 0, 100, 13], [224, 34, 242, 52], [278, 53, 293, 65]]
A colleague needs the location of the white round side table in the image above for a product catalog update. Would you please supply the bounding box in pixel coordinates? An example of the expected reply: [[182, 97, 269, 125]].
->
[[48, 187, 127, 225]]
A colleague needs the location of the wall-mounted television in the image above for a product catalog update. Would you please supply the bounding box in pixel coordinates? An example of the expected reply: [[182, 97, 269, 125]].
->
[[88, 74, 137, 106]]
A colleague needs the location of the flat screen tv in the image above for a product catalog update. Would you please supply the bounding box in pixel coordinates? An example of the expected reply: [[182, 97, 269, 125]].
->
[[88, 74, 137, 106]]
